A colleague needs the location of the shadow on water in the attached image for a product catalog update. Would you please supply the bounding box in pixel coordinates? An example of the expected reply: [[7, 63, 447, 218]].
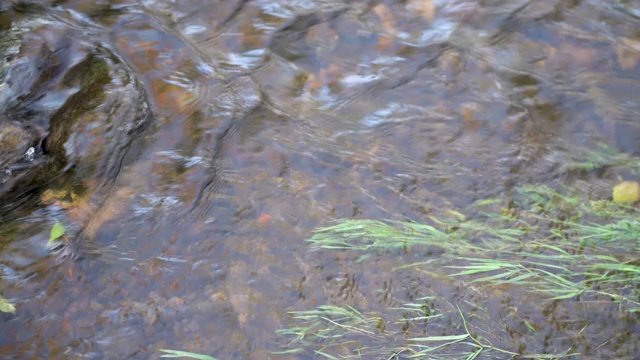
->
[[1, 0, 639, 359]]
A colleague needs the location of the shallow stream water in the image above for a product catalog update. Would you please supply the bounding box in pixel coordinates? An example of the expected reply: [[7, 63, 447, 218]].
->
[[1, 1, 639, 359]]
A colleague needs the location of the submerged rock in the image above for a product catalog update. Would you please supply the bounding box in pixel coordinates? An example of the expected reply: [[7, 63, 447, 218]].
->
[[0, 122, 38, 169], [0, 11, 153, 233]]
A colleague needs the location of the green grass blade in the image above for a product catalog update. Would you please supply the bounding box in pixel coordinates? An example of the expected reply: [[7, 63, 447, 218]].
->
[[159, 349, 217, 360]]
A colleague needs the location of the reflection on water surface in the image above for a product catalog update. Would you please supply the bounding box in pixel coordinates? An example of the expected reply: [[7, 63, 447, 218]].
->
[[1, 1, 639, 359]]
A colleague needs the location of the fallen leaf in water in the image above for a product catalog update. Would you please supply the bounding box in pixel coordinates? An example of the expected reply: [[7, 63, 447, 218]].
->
[[48, 220, 66, 245], [258, 213, 272, 224], [0, 295, 15, 313], [612, 181, 640, 204]]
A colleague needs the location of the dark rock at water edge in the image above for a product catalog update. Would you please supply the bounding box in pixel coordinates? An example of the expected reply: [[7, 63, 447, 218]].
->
[[0, 13, 152, 223]]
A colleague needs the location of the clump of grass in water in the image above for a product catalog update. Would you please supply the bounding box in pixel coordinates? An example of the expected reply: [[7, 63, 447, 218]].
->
[[274, 305, 386, 358], [561, 142, 640, 175], [278, 184, 639, 358], [275, 299, 579, 359], [311, 185, 639, 311]]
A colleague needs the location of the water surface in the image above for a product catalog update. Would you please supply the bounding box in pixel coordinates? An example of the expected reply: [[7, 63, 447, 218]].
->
[[1, 1, 639, 359]]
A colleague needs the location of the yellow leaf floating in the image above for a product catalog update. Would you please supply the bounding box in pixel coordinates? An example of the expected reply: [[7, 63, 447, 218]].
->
[[612, 181, 640, 204], [0, 295, 15, 313]]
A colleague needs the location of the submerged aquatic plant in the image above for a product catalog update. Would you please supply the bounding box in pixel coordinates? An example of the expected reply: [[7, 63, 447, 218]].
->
[[561, 142, 640, 175], [159, 349, 217, 360], [308, 185, 639, 311], [278, 184, 639, 358], [276, 300, 579, 359]]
